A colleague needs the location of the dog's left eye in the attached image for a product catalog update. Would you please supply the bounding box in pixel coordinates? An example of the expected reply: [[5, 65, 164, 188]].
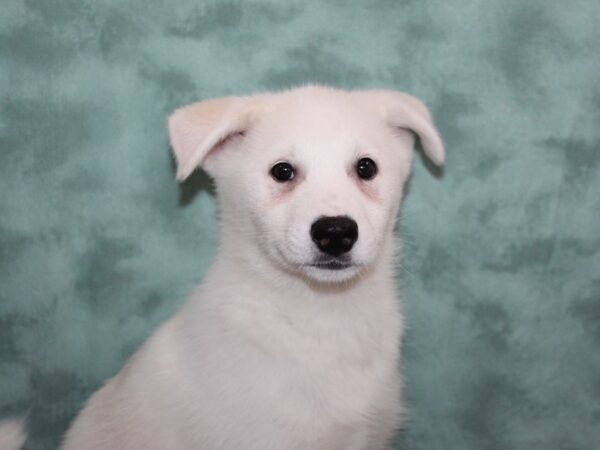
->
[[270, 162, 295, 182], [356, 157, 378, 180]]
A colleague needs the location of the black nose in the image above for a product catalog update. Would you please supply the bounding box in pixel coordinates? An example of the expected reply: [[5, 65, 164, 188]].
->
[[310, 216, 358, 257]]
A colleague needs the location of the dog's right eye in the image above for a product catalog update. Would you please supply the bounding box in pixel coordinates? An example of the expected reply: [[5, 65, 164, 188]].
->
[[270, 162, 295, 182], [356, 157, 378, 180]]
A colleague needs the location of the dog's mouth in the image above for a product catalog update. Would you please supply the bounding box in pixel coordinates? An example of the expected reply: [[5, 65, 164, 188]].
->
[[307, 258, 354, 271]]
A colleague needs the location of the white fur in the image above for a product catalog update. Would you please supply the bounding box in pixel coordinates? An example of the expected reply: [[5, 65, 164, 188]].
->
[[56, 85, 442, 449], [0, 418, 26, 450]]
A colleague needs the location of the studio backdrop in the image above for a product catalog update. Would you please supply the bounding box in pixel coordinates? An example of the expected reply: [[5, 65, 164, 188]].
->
[[1, 1, 599, 449]]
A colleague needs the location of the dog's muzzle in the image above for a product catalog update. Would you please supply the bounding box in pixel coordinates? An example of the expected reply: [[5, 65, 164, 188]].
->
[[310, 216, 358, 258]]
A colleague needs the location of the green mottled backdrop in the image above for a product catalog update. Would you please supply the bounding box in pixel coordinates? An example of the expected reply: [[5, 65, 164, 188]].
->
[[1, 1, 599, 449]]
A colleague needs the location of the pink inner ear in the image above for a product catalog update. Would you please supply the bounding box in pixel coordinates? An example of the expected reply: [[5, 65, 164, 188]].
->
[[169, 111, 205, 171], [203, 130, 247, 163], [393, 126, 415, 137], [391, 126, 417, 145], [388, 114, 444, 166], [169, 96, 254, 180], [214, 130, 246, 149]]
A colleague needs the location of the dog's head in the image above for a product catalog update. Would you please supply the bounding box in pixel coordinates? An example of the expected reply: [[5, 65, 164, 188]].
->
[[168, 86, 443, 284]]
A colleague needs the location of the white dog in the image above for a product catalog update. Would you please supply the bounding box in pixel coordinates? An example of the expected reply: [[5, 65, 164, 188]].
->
[[2, 85, 444, 450]]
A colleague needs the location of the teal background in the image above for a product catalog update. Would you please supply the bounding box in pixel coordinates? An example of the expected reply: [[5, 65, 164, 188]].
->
[[1, 1, 599, 449]]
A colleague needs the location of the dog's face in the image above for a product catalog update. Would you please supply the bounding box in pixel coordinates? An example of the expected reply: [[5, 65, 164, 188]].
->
[[169, 86, 443, 284]]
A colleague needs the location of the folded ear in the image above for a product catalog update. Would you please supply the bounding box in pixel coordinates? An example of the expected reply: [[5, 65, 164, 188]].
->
[[168, 96, 254, 180], [358, 90, 445, 166]]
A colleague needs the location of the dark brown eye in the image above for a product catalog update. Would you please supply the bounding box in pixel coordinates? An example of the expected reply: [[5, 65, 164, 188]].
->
[[270, 162, 295, 182], [356, 157, 377, 180]]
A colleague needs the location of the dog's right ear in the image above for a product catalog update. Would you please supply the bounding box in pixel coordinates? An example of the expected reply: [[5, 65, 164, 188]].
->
[[168, 97, 255, 181], [356, 90, 445, 167]]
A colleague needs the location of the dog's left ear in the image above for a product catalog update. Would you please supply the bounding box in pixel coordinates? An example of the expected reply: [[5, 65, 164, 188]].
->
[[358, 90, 445, 166], [168, 96, 256, 180]]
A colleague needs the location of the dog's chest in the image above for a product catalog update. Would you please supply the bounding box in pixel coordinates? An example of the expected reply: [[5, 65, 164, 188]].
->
[[175, 287, 402, 448], [221, 297, 399, 423]]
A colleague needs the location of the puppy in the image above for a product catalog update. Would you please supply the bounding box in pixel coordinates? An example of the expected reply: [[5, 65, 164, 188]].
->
[[54, 85, 443, 449]]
